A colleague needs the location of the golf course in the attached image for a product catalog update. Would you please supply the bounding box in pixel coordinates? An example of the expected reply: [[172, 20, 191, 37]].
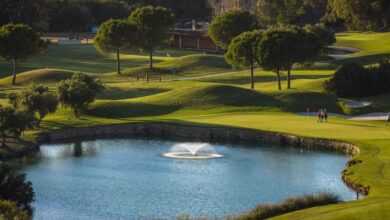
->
[[0, 31, 390, 219]]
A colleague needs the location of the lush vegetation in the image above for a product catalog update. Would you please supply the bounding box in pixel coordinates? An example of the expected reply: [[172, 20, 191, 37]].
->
[[0, 32, 388, 219], [94, 19, 137, 75], [237, 192, 340, 220], [0, 24, 47, 84], [0, 0, 211, 32], [325, 61, 390, 98], [0, 2, 390, 219], [208, 9, 258, 48], [0, 165, 34, 219]]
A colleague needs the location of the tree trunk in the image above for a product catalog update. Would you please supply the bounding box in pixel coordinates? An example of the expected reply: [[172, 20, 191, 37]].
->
[[250, 62, 254, 90], [116, 49, 121, 75], [147, 49, 153, 83], [12, 58, 17, 85], [1, 131, 6, 147], [276, 69, 282, 90], [37, 115, 43, 127], [74, 109, 80, 118], [287, 67, 291, 89]]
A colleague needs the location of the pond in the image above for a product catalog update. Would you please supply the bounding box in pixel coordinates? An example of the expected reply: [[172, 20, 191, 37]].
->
[[22, 138, 355, 219]]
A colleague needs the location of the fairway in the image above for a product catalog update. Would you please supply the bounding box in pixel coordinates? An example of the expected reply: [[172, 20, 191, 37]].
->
[[1, 32, 390, 219]]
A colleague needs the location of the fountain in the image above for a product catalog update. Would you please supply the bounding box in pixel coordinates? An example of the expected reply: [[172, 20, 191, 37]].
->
[[163, 142, 223, 159]]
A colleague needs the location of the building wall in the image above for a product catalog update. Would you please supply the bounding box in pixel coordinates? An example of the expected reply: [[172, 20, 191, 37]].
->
[[172, 33, 218, 51]]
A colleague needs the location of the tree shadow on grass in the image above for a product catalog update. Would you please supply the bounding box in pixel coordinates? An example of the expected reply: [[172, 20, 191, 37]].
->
[[197, 74, 332, 85], [97, 88, 170, 100], [276, 91, 344, 113], [86, 102, 180, 118]]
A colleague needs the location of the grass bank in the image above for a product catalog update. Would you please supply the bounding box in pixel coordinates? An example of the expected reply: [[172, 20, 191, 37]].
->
[[0, 32, 390, 219]]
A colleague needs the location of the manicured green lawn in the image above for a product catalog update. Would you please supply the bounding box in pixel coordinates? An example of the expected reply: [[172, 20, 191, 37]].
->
[[335, 32, 390, 65], [0, 44, 202, 77], [1, 32, 390, 219]]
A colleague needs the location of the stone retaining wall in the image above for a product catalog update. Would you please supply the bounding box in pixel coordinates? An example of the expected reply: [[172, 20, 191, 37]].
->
[[37, 122, 359, 155]]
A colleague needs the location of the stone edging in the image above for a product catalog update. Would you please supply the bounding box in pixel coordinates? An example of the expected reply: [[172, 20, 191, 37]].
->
[[35, 122, 368, 195]]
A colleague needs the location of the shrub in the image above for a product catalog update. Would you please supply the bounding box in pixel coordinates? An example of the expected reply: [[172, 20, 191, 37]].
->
[[325, 61, 390, 98], [0, 200, 28, 220], [20, 84, 59, 126], [0, 106, 36, 147], [236, 192, 340, 220], [57, 73, 104, 117], [0, 166, 34, 210]]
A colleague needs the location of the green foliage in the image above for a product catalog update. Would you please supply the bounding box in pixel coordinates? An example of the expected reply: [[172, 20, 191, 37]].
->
[[329, 0, 390, 31], [7, 93, 19, 108], [237, 192, 340, 220], [57, 73, 104, 117], [0, 24, 47, 85], [94, 19, 137, 74], [304, 23, 336, 47], [325, 61, 390, 98], [0, 0, 49, 31], [257, 0, 305, 25], [94, 19, 137, 55], [139, 0, 212, 20], [208, 9, 258, 48], [225, 30, 263, 89], [0, 165, 34, 210], [257, 26, 321, 89], [20, 84, 59, 126], [129, 6, 174, 80], [0, 200, 28, 220], [0, 106, 35, 147]]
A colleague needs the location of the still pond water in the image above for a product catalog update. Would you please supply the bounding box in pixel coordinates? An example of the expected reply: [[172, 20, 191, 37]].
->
[[22, 138, 355, 219]]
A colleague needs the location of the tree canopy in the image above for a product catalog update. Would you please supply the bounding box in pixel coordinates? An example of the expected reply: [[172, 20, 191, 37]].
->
[[93, 19, 137, 74], [19, 84, 59, 126], [258, 26, 321, 89], [304, 23, 336, 47], [208, 9, 258, 48], [225, 30, 263, 89], [0, 165, 34, 210], [328, 0, 390, 31], [0, 24, 47, 85], [0, 106, 35, 147], [129, 6, 174, 81], [57, 73, 104, 117]]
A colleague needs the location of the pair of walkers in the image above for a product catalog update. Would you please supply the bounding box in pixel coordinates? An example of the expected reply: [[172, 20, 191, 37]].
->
[[318, 109, 328, 123]]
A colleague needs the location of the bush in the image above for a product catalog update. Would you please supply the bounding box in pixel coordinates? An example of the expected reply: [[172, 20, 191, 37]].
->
[[236, 192, 340, 220], [325, 61, 390, 98], [0, 166, 34, 210], [57, 73, 104, 117], [0, 200, 28, 220], [20, 84, 59, 126]]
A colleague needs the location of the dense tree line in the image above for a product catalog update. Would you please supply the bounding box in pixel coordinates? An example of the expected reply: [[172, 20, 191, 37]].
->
[[325, 61, 390, 98], [257, 0, 389, 31], [0, 165, 34, 219], [0, 0, 210, 32]]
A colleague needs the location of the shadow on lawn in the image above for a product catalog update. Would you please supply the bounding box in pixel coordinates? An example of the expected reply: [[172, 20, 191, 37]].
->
[[86, 102, 180, 118], [196, 74, 332, 85], [97, 88, 170, 100], [275, 91, 344, 113]]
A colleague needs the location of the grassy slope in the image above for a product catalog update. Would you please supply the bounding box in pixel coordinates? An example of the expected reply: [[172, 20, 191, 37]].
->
[[335, 32, 390, 64], [1, 32, 390, 219], [0, 44, 201, 77]]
